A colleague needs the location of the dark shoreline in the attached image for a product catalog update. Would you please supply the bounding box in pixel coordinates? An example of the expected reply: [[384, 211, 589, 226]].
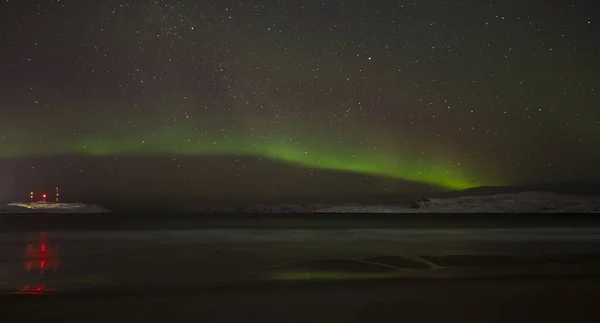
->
[[1, 213, 600, 232]]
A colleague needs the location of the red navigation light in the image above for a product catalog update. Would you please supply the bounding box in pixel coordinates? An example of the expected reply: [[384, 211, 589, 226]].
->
[[42, 194, 46, 198]]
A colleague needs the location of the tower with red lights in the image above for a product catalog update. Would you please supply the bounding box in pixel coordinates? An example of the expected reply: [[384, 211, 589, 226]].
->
[[26, 186, 60, 203]]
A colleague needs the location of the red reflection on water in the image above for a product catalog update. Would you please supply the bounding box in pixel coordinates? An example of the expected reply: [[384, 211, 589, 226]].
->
[[15, 284, 54, 295], [15, 232, 58, 295]]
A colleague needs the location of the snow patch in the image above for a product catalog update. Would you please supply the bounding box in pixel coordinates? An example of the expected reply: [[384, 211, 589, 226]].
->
[[1, 202, 111, 214]]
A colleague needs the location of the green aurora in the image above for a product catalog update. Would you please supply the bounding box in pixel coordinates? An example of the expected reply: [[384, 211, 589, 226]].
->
[[0, 123, 499, 190]]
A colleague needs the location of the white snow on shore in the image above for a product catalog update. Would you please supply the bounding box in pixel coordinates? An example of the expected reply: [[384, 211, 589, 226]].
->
[[0, 202, 111, 214], [2, 191, 599, 214]]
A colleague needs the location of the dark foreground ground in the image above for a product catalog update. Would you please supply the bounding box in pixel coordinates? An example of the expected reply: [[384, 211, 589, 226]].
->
[[6, 278, 600, 323], [2, 213, 600, 322]]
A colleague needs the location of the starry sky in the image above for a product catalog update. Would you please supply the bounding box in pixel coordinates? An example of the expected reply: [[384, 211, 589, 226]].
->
[[0, 0, 599, 203]]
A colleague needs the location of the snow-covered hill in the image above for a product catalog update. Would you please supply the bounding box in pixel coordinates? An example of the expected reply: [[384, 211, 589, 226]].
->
[[315, 191, 600, 213]]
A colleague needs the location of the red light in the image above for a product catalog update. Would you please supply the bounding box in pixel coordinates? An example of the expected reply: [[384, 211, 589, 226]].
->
[[40, 243, 47, 253], [42, 194, 46, 198]]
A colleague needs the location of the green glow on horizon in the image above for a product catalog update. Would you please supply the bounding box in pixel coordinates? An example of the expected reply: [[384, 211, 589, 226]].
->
[[268, 270, 400, 281], [0, 125, 501, 190]]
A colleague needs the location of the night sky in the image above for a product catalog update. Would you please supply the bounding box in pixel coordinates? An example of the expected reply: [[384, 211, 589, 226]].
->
[[1, 0, 599, 203]]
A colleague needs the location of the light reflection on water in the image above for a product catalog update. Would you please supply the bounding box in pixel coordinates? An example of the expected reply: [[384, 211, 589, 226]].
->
[[13, 232, 59, 294], [4, 228, 600, 294]]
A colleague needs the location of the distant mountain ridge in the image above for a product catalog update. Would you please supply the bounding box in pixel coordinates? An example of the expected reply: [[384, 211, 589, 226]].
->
[[459, 180, 600, 197]]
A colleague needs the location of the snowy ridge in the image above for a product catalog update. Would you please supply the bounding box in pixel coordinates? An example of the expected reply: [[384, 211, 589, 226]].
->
[[315, 191, 600, 213]]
